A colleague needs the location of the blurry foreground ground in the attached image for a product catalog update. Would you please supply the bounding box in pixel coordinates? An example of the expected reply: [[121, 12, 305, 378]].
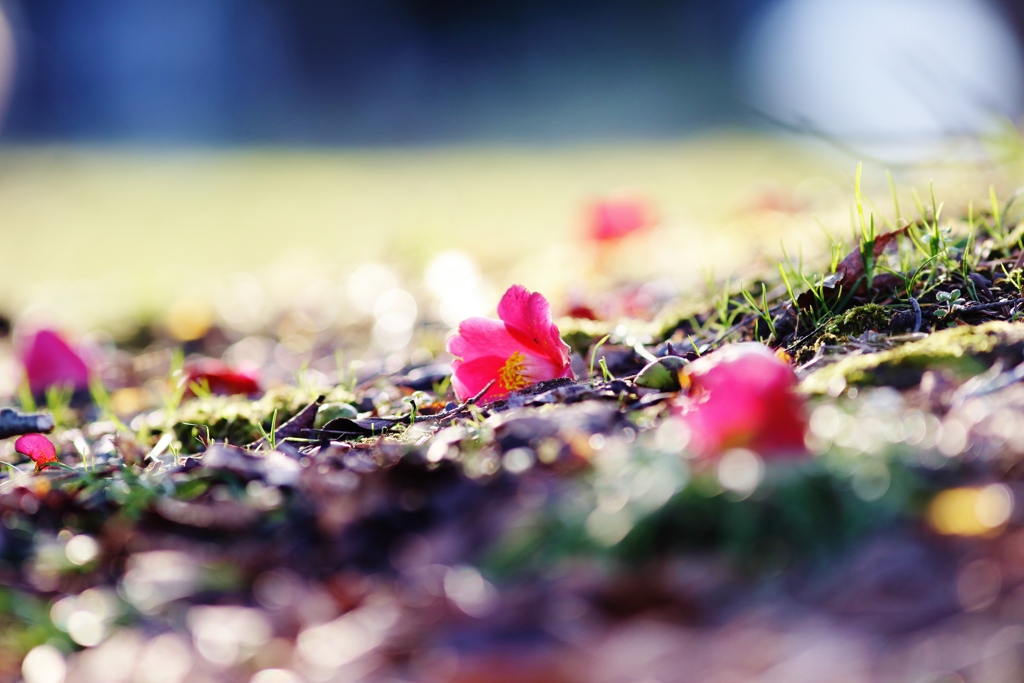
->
[[4, 136, 1024, 683]]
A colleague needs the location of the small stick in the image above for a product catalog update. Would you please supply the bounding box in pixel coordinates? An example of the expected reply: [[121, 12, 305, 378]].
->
[[0, 408, 55, 440], [909, 297, 922, 333], [417, 380, 496, 423], [1013, 250, 1024, 272], [960, 297, 1024, 314]]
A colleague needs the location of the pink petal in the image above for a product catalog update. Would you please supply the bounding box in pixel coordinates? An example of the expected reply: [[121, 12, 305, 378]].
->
[[675, 343, 807, 458], [20, 329, 91, 395], [587, 196, 657, 242], [15, 433, 57, 469], [186, 359, 261, 396], [496, 285, 571, 368], [446, 317, 520, 363], [450, 355, 514, 403]]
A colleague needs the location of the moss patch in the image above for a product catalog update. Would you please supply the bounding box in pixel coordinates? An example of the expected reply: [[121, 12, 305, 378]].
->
[[169, 386, 332, 452], [823, 304, 891, 338], [801, 321, 1024, 393], [792, 305, 892, 366]]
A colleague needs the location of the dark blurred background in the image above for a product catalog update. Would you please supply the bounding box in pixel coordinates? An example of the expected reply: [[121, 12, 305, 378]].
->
[[0, 0, 1023, 146], [0, 0, 760, 144]]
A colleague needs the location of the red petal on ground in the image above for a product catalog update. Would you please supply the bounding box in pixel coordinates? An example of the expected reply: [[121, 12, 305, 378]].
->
[[185, 359, 261, 396], [20, 329, 91, 395], [15, 433, 57, 469], [675, 343, 808, 458], [586, 195, 658, 242]]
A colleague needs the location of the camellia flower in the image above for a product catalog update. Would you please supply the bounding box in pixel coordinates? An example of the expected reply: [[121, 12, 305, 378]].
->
[[185, 359, 261, 396], [586, 194, 658, 243], [15, 433, 58, 471], [673, 343, 807, 458], [446, 285, 574, 403], [19, 329, 91, 396]]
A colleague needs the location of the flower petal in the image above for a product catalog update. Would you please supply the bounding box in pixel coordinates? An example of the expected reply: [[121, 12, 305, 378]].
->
[[450, 355, 514, 403], [446, 317, 520, 363], [675, 343, 807, 458], [587, 195, 657, 242], [186, 359, 261, 396], [20, 329, 91, 395], [15, 433, 57, 469], [496, 285, 572, 369]]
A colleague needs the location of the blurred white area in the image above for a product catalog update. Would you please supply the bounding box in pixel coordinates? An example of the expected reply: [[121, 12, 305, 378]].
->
[[424, 250, 491, 328], [743, 0, 1024, 160]]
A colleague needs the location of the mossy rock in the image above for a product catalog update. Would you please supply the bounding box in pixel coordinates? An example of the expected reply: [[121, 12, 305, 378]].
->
[[823, 304, 891, 339], [792, 305, 891, 366], [801, 321, 1024, 393], [170, 386, 322, 452]]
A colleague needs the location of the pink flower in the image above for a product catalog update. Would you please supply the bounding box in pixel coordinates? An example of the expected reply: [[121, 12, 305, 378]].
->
[[15, 433, 57, 471], [673, 343, 807, 458], [446, 285, 574, 403], [19, 329, 91, 395], [586, 194, 658, 243]]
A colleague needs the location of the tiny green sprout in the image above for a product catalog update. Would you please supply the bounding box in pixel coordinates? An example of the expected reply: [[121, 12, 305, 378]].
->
[[712, 276, 742, 330], [934, 289, 966, 319], [403, 392, 427, 425], [589, 334, 611, 381], [188, 377, 212, 400], [598, 356, 614, 382], [687, 334, 703, 357], [180, 422, 212, 450], [162, 348, 188, 414], [1000, 263, 1024, 295], [740, 282, 777, 340], [256, 409, 279, 450]]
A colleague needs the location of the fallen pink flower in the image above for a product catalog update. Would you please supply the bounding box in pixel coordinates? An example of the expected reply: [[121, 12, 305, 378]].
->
[[20, 329, 92, 396], [447, 284, 574, 403], [15, 433, 58, 471], [586, 194, 658, 243], [185, 359, 261, 396], [673, 343, 807, 458]]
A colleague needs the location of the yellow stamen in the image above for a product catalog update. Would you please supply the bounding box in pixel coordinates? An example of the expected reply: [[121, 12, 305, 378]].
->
[[500, 351, 531, 392]]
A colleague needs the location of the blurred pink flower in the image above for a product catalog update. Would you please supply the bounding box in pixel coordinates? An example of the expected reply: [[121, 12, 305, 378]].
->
[[673, 343, 807, 458], [185, 359, 261, 396], [15, 433, 57, 471], [447, 284, 574, 403], [19, 329, 91, 395], [586, 194, 658, 243]]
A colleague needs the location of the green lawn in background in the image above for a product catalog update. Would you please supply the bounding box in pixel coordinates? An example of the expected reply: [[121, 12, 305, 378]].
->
[[0, 134, 991, 331]]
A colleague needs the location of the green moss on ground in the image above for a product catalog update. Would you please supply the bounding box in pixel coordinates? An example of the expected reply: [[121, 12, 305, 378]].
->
[[169, 386, 347, 452], [801, 321, 1024, 393], [792, 305, 893, 366], [823, 304, 892, 338]]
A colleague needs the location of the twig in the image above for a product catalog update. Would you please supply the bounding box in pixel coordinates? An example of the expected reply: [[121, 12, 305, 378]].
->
[[959, 297, 1024, 314], [0, 408, 55, 440], [416, 380, 496, 423], [785, 321, 829, 355], [1013, 249, 1024, 272], [909, 297, 922, 333]]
